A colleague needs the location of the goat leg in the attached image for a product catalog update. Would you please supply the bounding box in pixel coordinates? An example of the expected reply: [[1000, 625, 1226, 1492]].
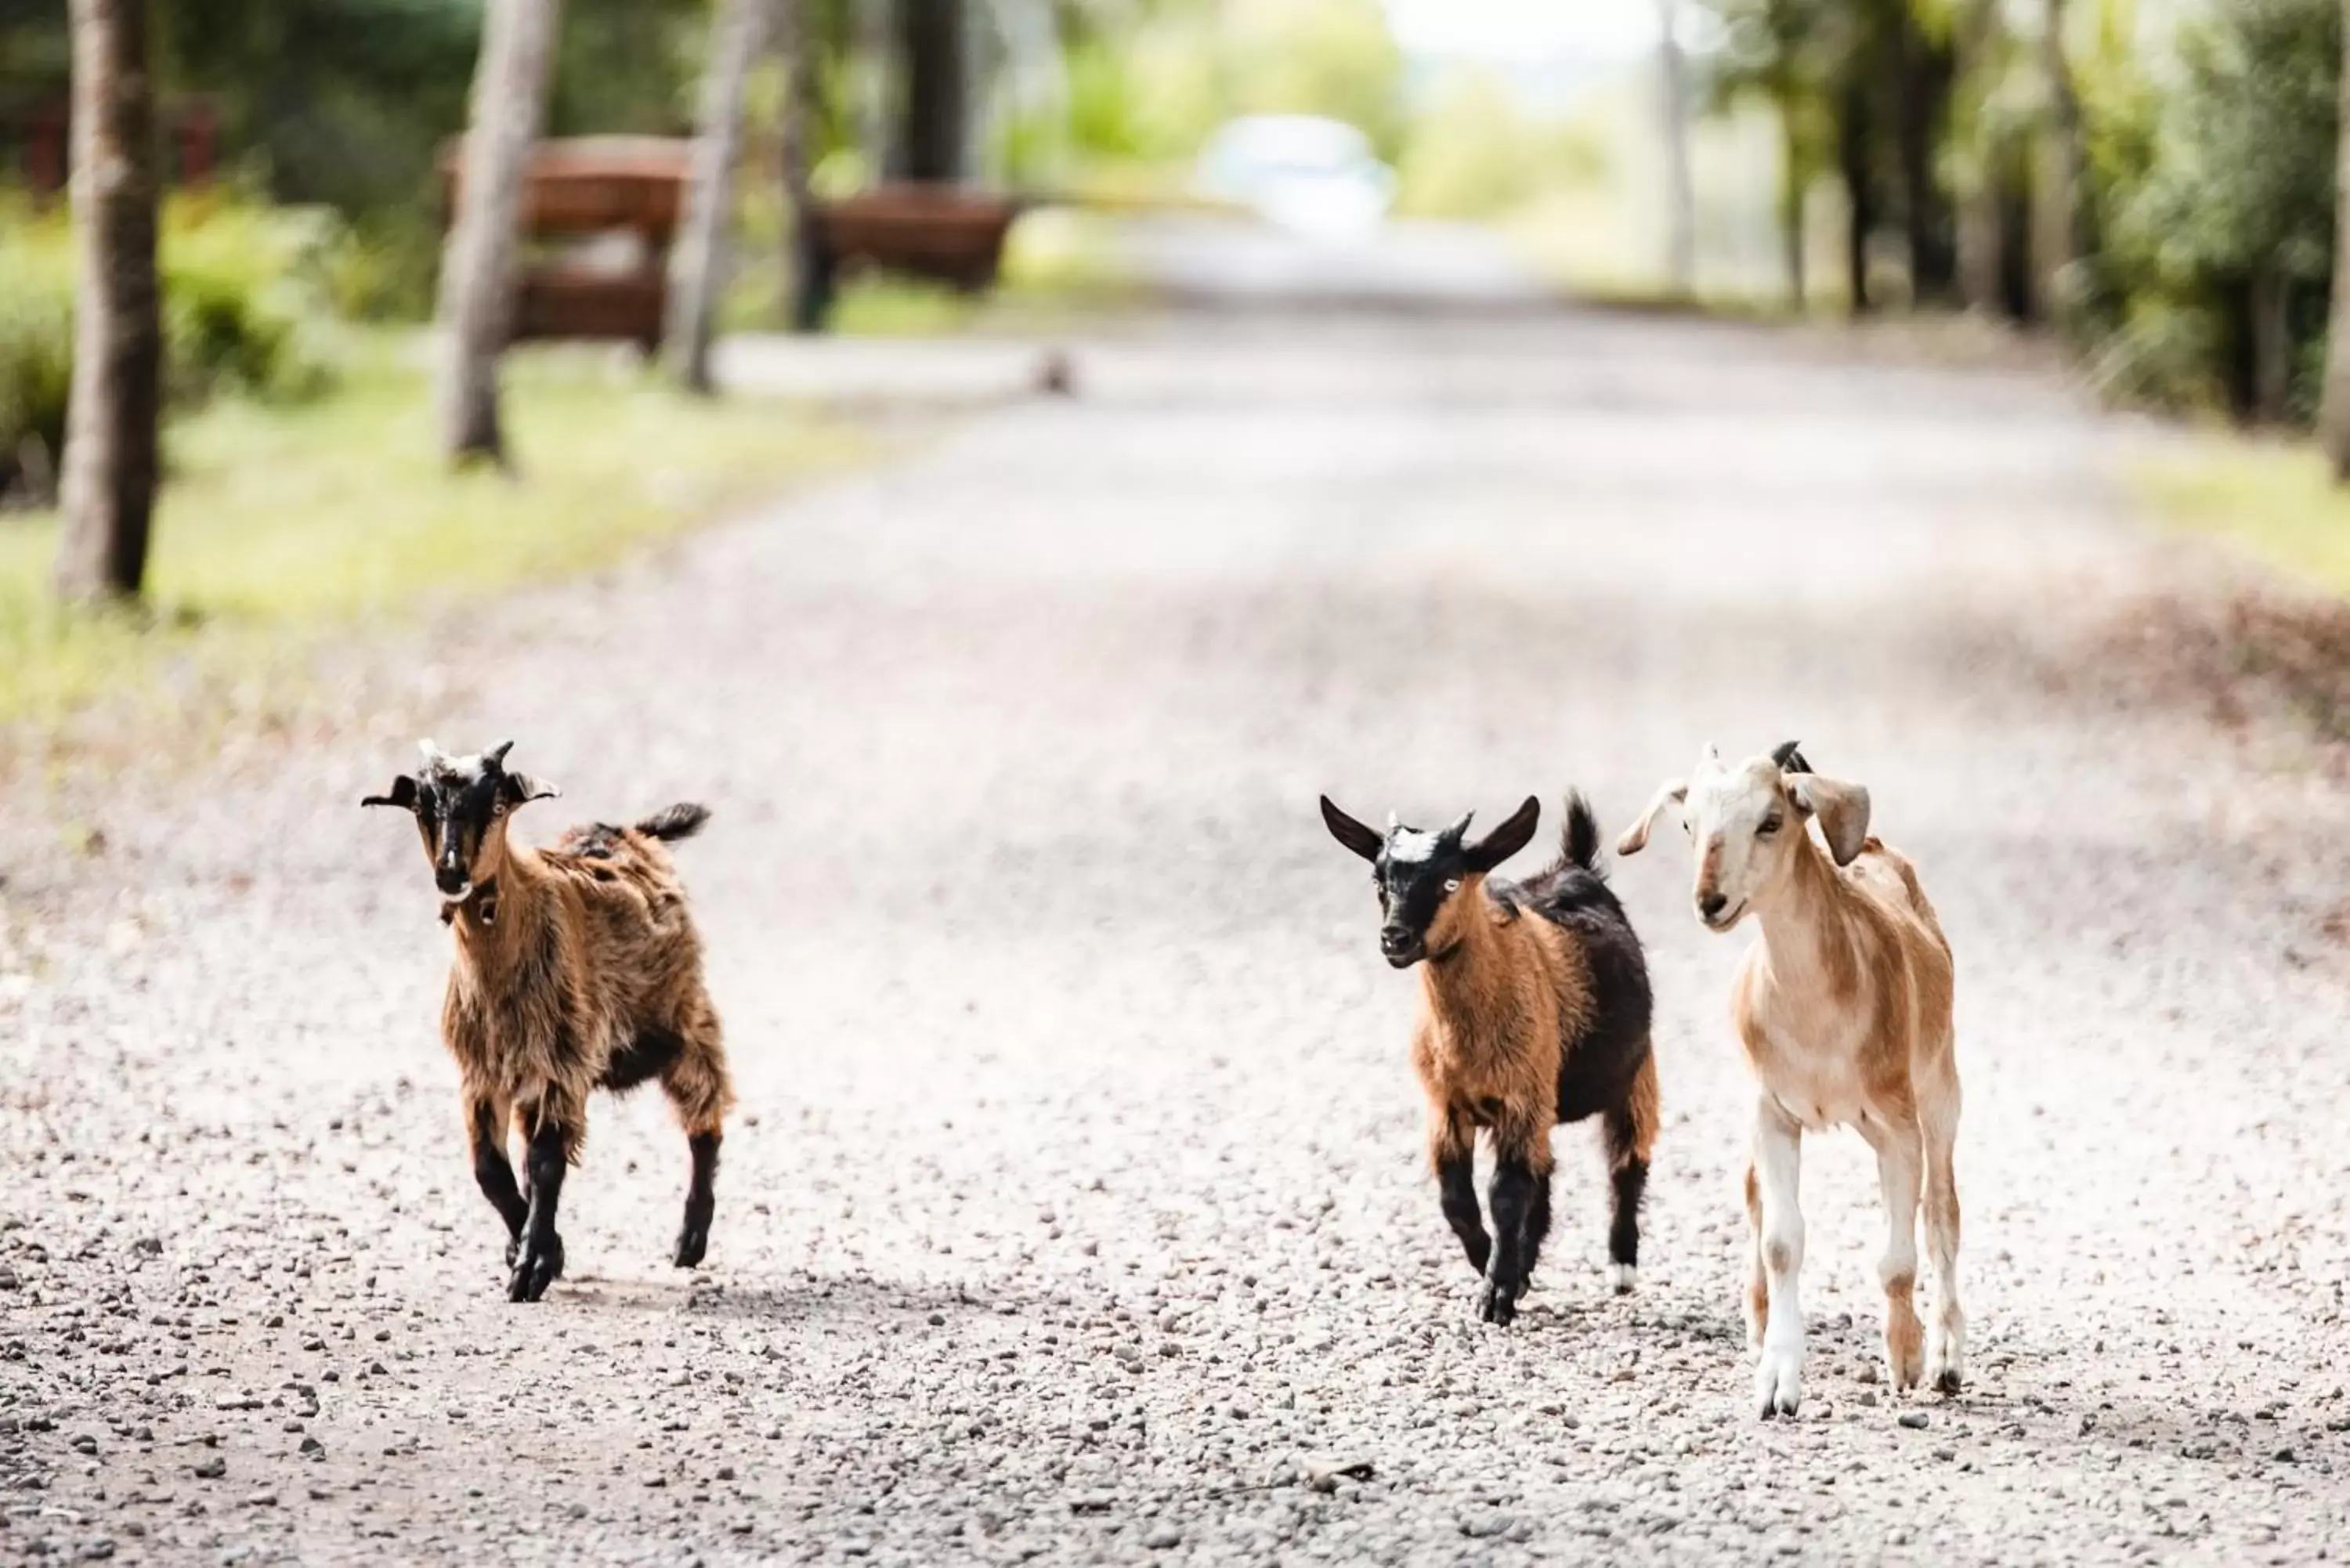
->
[[1434, 1150, 1490, 1277], [1479, 1151, 1548, 1327], [674, 1130, 721, 1268], [509, 1111, 573, 1303], [465, 1094, 528, 1252]]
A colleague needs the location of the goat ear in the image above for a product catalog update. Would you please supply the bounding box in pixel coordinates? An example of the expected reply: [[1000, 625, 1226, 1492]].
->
[[1615, 780, 1687, 857], [361, 775, 418, 811], [501, 772, 562, 806], [1462, 796, 1540, 873], [1788, 775, 1871, 866], [1320, 797, 1383, 862]]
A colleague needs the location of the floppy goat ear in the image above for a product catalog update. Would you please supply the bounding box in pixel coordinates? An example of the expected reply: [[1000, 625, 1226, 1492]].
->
[[501, 771, 562, 807], [361, 775, 418, 811], [1462, 796, 1541, 874], [1787, 774, 1871, 866], [1320, 797, 1384, 862], [1615, 780, 1687, 857]]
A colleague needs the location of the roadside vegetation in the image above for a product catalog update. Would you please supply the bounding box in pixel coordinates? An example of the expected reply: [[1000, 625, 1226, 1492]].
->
[[0, 334, 860, 747]]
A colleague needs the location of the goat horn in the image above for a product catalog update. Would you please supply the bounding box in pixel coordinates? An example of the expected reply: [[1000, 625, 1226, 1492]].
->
[[418, 738, 444, 764], [486, 740, 515, 768], [1386, 810, 1400, 833], [1444, 811, 1473, 840]]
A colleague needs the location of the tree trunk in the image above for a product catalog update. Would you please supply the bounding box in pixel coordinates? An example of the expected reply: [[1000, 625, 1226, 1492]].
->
[[2251, 266, 2294, 426], [1780, 109, 1807, 313], [54, 0, 161, 605], [1893, 8, 1957, 303], [900, 0, 964, 182], [1954, 0, 2005, 315], [2322, 0, 2350, 471], [1658, 0, 1697, 299], [855, 0, 893, 182], [434, 0, 564, 469], [1838, 76, 1876, 316], [665, 0, 769, 393], [2037, 0, 2087, 321], [777, 0, 826, 332]]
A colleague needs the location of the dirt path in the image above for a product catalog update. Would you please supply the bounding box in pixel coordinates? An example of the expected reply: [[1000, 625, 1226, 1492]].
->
[[7, 307, 2350, 1566]]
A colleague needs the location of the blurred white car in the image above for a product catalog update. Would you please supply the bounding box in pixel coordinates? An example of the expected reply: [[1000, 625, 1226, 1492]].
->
[[1195, 115, 1395, 242]]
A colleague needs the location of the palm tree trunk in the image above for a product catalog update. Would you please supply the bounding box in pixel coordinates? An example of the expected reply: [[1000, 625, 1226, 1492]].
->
[[435, 0, 564, 469], [54, 0, 161, 605], [665, 0, 770, 393]]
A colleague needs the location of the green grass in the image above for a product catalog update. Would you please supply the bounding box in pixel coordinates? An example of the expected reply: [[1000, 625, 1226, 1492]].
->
[[0, 334, 866, 742], [2130, 437, 2350, 596]]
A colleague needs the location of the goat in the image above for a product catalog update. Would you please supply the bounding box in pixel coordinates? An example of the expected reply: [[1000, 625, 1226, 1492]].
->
[[363, 739, 736, 1302], [1321, 792, 1659, 1326], [1618, 742, 1963, 1418]]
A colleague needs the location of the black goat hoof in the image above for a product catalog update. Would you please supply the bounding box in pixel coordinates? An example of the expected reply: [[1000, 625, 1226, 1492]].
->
[[507, 1234, 565, 1302], [673, 1223, 709, 1270], [1477, 1281, 1518, 1327]]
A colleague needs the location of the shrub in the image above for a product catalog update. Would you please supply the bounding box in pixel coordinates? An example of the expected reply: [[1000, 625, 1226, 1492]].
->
[[0, 194, 342, 504]]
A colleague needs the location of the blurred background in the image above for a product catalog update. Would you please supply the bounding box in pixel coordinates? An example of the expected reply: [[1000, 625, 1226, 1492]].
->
[[1, 0, 2348, 753]]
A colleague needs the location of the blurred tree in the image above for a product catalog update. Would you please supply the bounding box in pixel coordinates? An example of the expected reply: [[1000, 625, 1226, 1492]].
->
[[435, 0, 564, 467], [779, 0, 823, 328], [54, 0, 161, 604], [666, 0, 770, 392], [1705, 0, 1838, 308], [2115, 0, 2337, 422], [898, 0, 962, 178], [1659, 0, 1697, 298], [2320, 0, 2350, 475]]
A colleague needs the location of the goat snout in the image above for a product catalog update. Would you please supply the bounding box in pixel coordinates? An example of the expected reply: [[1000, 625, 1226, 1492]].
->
[[1697, 891, 1729, 922], [1379, 927, 1425, 967], [436, 860, 471, 897]]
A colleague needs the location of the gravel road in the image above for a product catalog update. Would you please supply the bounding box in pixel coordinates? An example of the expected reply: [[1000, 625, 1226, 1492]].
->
[[6, 305, 2350, 1566]]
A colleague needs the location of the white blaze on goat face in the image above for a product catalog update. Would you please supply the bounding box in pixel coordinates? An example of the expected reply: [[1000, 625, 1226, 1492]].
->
[[1386, 828, 1442, 863], [1681, 750, 1799, 930]]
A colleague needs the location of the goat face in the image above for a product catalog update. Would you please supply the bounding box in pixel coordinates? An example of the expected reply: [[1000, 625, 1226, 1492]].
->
[[363, 739, 561, 900], [1618, 742, 1871, 931], [1319, 796, 1542, 969]]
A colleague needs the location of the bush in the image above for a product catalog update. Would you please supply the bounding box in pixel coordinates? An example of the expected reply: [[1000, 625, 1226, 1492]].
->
[[0, 224, 75, 504], [0, 194, 342, 503]]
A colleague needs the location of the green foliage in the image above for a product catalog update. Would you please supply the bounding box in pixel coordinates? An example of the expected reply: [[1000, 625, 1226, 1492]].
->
[[2113, 0, 2339, 290], [160, 197, 343, 404], [2077, 0, 2341, 415], [0, 226, 74, 499], [0, 197, 343, 502], [1394, 70, 1546, 220]]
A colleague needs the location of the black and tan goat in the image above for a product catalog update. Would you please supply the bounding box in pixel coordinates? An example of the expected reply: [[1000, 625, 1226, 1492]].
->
[[1321, 793, 1660, 1325], [364, 740, 736, 1302]]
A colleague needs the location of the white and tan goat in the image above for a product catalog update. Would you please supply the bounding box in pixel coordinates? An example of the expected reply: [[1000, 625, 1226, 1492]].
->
[[1618, 742, 1963, 1418]]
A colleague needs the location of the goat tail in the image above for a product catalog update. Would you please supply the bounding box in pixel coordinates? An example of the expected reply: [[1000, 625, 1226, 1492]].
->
[[637, 802, 712, 844], [1560, 790, 1603, 873]]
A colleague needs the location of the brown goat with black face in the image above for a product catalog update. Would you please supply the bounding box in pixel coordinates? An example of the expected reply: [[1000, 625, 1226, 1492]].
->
[[364, 739, 735, 1302], [1321, 792, 1660, 1326]]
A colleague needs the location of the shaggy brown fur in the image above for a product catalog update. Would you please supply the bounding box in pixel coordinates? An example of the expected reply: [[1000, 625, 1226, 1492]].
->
[[367, 741, 734, 1302], [1323, 792, 1658, 1326]]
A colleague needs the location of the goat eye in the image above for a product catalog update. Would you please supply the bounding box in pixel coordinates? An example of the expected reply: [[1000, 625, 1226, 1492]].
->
[[1758, 816, 1783, 836], [1442, 878, 1461, 894]]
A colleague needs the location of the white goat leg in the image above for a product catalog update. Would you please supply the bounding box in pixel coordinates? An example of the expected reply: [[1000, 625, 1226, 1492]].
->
[[1866, 1121, 1925, 1391], [1752, 1103, 1806, 1419], [1922, 1089, 1966, 1393]]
